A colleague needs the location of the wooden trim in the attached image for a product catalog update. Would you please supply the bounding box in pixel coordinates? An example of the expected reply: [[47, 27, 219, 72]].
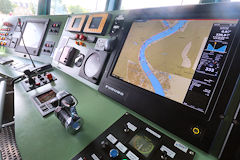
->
[[67, 15, 87, 32], [83, 13, 109, 34]]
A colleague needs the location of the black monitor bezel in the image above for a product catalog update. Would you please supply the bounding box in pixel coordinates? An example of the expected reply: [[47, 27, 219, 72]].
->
[[99, 2, 240, 151], [15, 18, 49, 56]]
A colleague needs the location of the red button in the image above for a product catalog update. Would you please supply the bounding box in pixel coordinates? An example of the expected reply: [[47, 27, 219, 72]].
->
[[75, 34, 80, 40], [46, 73, 53, 81], [79, 34, 86, 41]]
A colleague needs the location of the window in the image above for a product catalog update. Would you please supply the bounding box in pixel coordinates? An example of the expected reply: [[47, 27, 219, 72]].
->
[[121, 0, 200, 10], [0, 0, 37, 25], [50, 0, 107, 15]]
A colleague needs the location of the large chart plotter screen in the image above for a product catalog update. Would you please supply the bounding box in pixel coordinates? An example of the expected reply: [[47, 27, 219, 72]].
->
[[112, 19, 238, 113]]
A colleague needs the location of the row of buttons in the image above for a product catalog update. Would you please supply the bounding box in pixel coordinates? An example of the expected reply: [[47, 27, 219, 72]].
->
[[0, 37, 6, 40], [0, 23, 11, 47], [43, 43, 54, 53], [75, 34, 87, 41], [43, 49, 51, 53], [42, 41, 55, 54], [49, 29, 59, 33], [111, 15, 124, 35], [0, 33, 8, 36], [0, 41, 7, 46], [27, 73, 53, 87], [0, 28, 10, 31], [105, 123, 182, 160], [48, 22, 61, 34], [75, 41, 86, 47], [73, 34, 97, 43], [75, 34, 87, 47], [52, 23, 60, 28], [3, 22, 13, 27], [45, 43, 53, 47]]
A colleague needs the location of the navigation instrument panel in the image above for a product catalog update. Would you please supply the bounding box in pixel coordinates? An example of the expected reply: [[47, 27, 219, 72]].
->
[[112, 19, 238, 113], [99, 3, 240, 152], [72, 113, 196, 160]]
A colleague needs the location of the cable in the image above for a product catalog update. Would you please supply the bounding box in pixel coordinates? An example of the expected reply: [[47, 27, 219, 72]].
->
[[17, 18, 36, 68]]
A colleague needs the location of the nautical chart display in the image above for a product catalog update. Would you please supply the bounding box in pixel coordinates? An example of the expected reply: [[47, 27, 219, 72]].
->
[[112, 19, 238, 113]]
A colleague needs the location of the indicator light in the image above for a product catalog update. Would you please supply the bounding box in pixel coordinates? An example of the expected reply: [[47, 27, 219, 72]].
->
[[192, 127, 200, 135]]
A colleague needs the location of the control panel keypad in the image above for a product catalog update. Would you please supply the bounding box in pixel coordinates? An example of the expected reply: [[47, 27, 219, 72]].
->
[[72, 113, 195, 160]]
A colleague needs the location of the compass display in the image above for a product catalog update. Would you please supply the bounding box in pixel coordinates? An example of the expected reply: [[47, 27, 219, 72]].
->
[[129, 132, 155, 158]]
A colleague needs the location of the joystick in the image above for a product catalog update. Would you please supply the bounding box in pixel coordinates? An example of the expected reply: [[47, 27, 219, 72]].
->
[[24, 69, 35, 87]]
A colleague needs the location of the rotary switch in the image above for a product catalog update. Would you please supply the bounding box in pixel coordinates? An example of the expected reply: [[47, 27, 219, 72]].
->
[[109, 149, 119, 158]]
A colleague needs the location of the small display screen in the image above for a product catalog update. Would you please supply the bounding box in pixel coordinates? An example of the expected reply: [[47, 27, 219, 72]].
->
[[36, 90, 56, 104], [72, 18, 82, 28], [129, 132, 155, 158], [20, 22, 46, 48], [89, 17, 102, 29], [112, 19, 238, 113]]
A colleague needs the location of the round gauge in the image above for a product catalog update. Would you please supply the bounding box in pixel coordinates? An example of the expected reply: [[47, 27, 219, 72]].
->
[[132, 135, 154, 157], [84, 53, 101, 78]]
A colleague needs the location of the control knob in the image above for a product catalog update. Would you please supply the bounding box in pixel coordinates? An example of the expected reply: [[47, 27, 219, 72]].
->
[[109, 149, 119, 158], [161, 151, 168, 160], [100, 140, 109, 149], [123, 124, 130, 133]]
